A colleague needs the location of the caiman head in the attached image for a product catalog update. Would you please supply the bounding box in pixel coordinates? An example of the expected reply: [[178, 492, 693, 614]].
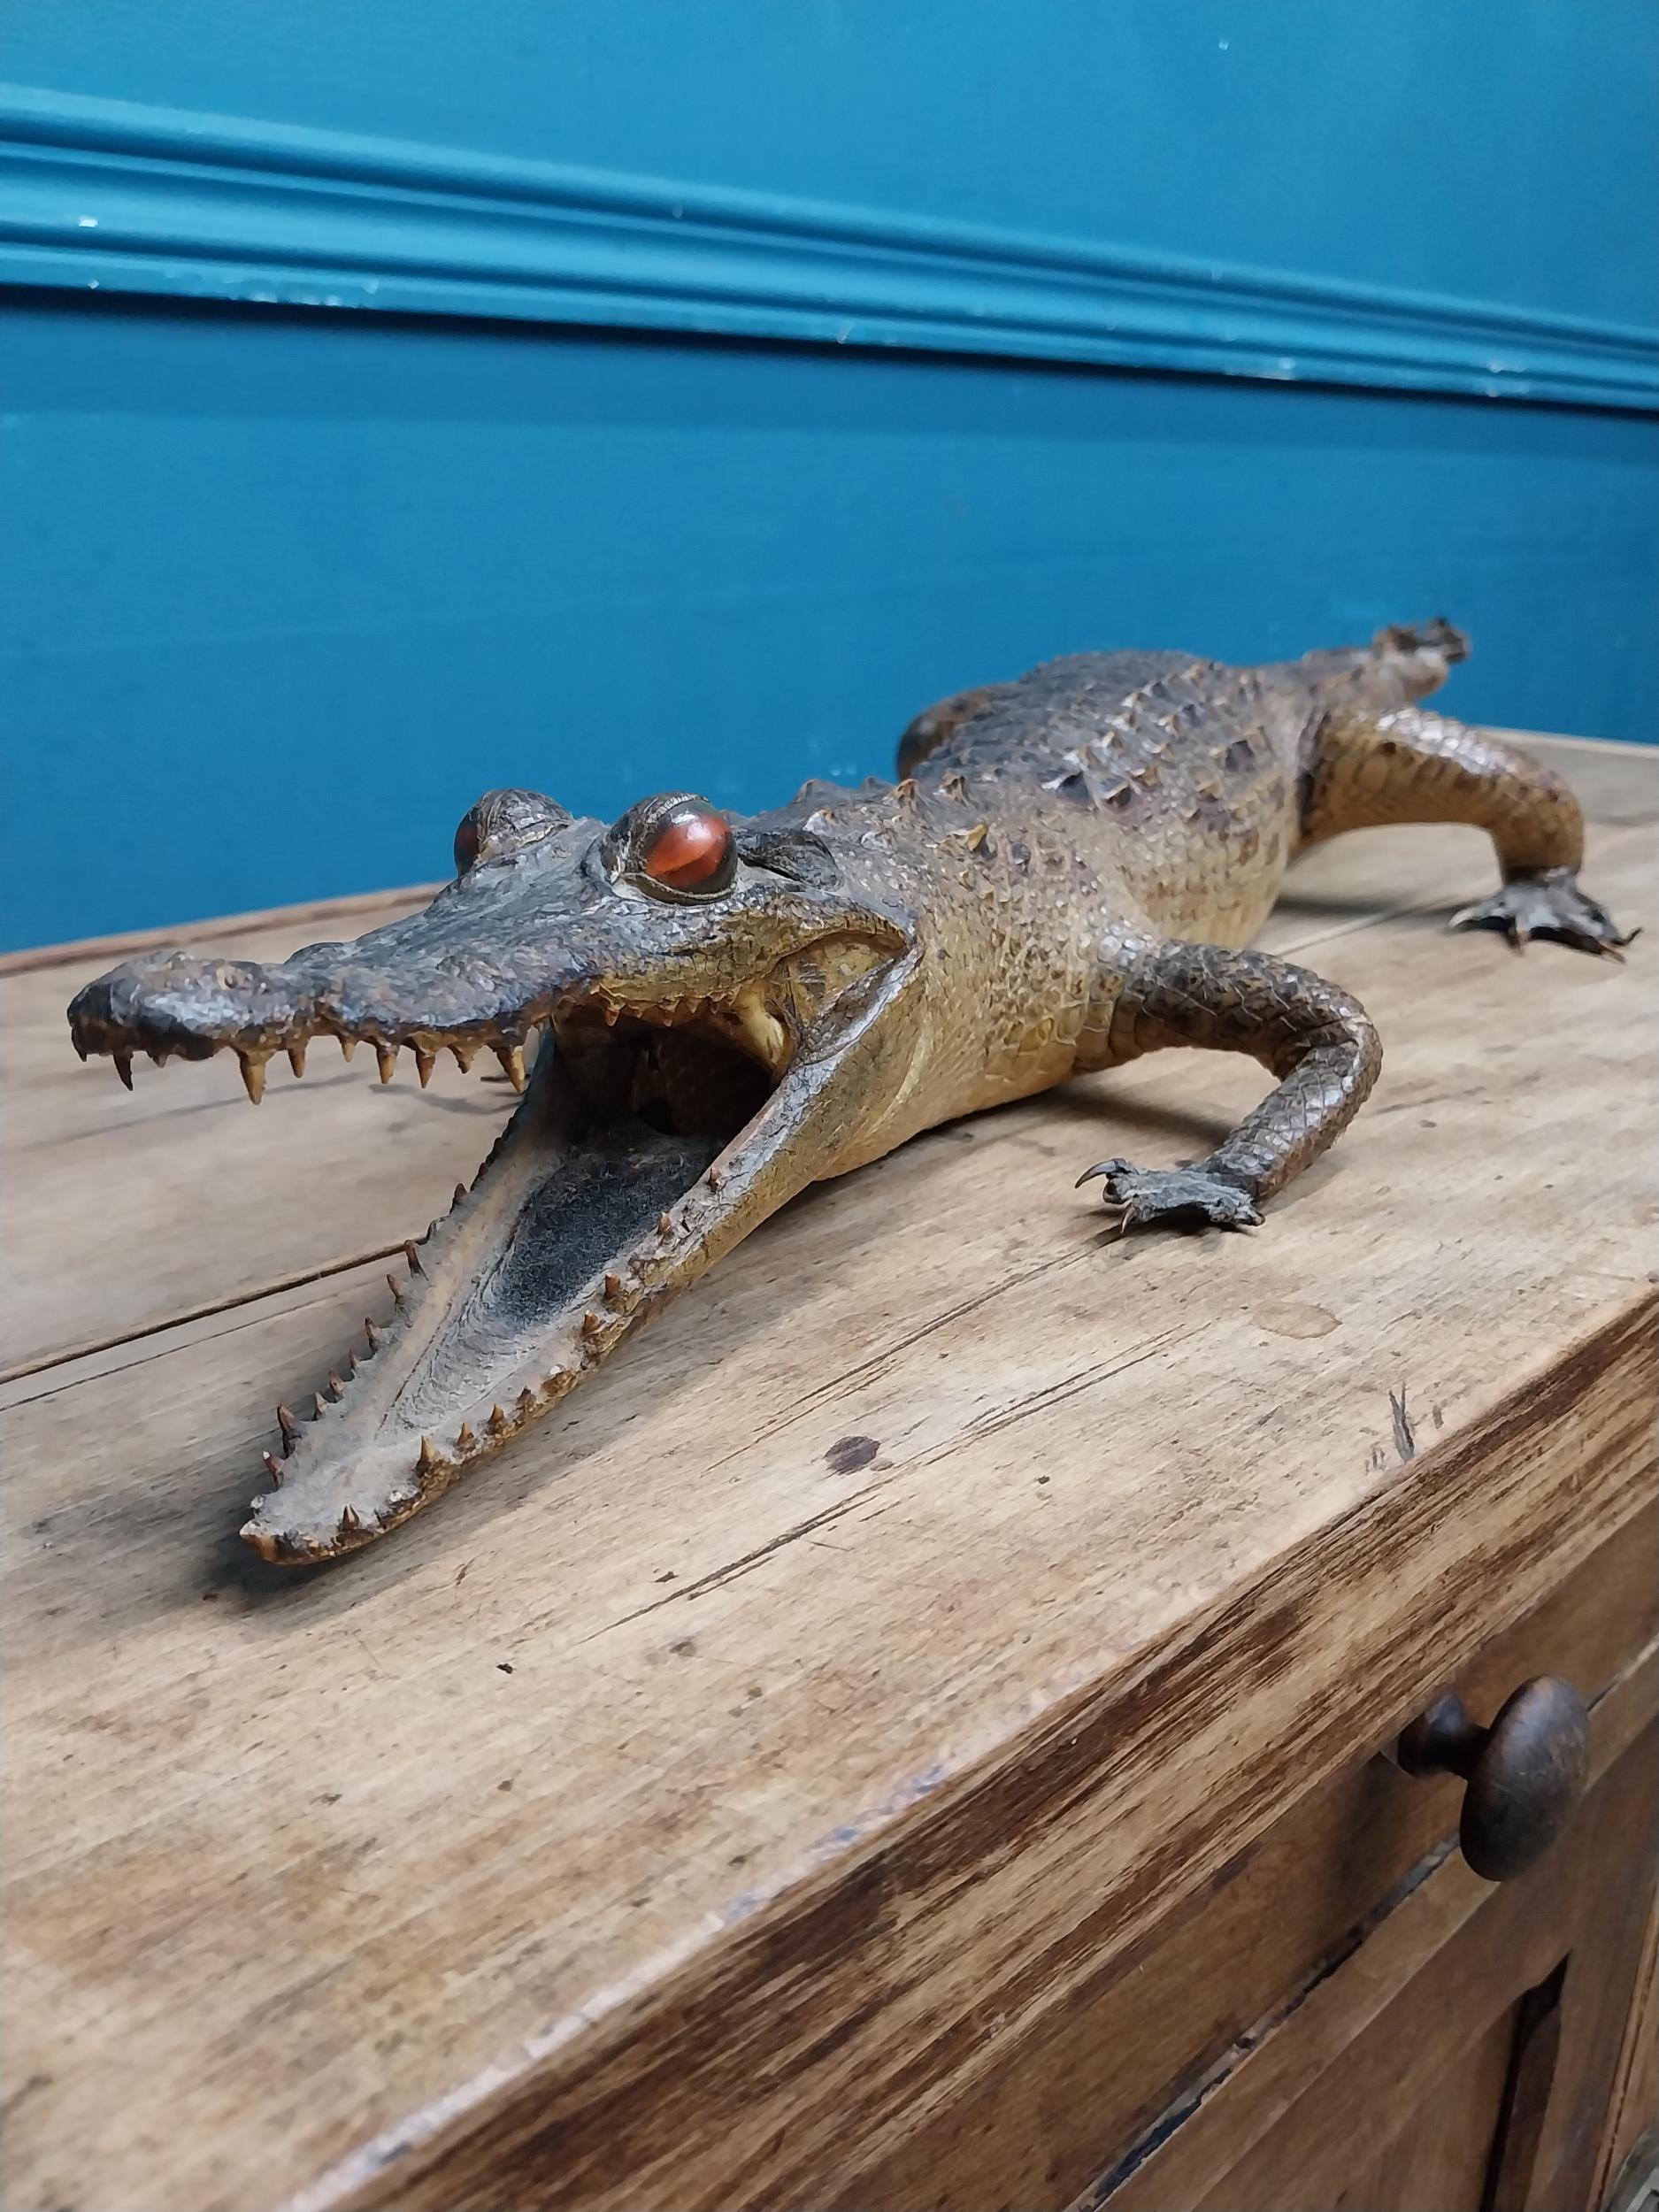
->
[[68, 787, 918, 1563]]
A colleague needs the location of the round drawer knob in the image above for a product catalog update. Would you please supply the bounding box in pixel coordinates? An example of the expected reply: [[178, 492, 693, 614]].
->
[[1396, 1676, 1590, 1881]]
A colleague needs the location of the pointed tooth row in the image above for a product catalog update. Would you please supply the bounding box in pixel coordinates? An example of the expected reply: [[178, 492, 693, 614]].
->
[[258, 1256, 412, 1505], [97, 1018, 548, 1103]]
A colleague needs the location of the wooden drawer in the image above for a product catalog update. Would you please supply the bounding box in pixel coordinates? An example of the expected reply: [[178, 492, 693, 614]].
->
[[849, 1502, 1659, 2212]]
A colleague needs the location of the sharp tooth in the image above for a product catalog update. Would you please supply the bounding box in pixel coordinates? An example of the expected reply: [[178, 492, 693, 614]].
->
[[518, 1388, 537, 1417], [416, 1436, 443, 1476], [73, 1039, 88, 1062], [114, 1052, 134, 1090], [288, 1041, 308, 1078], [450, 1041, 476, 1073], [339, 1505, 361, 1535], [339, 1035, 357, 1063], [276, 1404, 301, 1448], [387, 1273, 404, 1307], [496, 1043, 526, 1091], [239, 1052, 267, 1105], [146, 1045, 172, 1067], [603, 1272, 624, 1302], [404, 1240, 424, 1277], [311, 1393, 328, 1421], [657, 1212, 674, 1238], [706, 1163, 726, 1189], [453, 1183, 467, 1210], [326, 1371, 347, 1401], [456, 1421, 475, 1451], [580, 1311, 604, 1339], [376, 1042, 397, 1085], [365, 1320, 383, 1353], [262, 1452, 285, 1485], [415, 1048, 435, 1088], [488, 1404, 509, 1436], [347, 1350, 361, 1376]]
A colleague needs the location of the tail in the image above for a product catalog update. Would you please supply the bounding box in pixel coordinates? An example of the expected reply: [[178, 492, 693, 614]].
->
[[1372, 616, 1470, 665], [1294, 616, 1470, 714]]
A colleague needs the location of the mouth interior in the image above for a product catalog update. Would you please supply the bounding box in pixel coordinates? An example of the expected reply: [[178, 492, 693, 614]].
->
[[484, 996, 780, 1338]]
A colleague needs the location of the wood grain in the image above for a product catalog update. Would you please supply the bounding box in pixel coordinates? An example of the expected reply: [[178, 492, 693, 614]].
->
[[3, 740, 1655, 2211], [1093, 1650, 1657, 2212], [1181, 1724, 1658, 2212], [853, 1503, 1658, 2212], [1596, 1897, 1659, 2209]]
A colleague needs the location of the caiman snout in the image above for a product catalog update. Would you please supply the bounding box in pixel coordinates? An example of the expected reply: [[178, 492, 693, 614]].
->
[[66, 780, 913, 1561]]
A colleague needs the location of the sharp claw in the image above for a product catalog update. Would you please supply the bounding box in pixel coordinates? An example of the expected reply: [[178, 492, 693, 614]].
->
[[496, 1043, 527, 1092], [376, 1042, 397, 1085], [239, 1052, 266, 1105], [415, 1048, 435, 1088], [339, 1035, 357, 1063], [288, 1041, 308, 1078], [113, 1051, 134, 1090], [1075, 1157, 1128, 1189]]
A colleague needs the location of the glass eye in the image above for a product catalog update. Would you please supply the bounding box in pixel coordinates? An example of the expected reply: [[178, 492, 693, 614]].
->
[[639, 806, 734, 892], [454, 816, 482, 874]]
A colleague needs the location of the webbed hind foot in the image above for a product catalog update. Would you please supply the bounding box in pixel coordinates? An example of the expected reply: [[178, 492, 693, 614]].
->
[[1077, 1157, 1263, 1233], [1449, 867, 1634, 958]]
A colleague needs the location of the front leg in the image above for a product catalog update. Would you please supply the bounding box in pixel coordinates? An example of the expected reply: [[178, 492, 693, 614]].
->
[[1079, 941, 1382, 1231]]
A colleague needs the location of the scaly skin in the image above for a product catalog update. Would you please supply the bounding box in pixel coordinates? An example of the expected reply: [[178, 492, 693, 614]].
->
[[65, 621, 1631, 1562]]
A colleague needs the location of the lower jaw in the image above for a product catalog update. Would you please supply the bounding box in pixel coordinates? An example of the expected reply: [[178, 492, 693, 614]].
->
[[242, 1014, 796, 1562]]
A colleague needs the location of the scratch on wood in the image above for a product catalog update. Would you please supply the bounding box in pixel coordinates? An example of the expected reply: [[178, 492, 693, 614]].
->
[[1389, 1387, 1417, 1464], [579, 1481, 887, 1641]]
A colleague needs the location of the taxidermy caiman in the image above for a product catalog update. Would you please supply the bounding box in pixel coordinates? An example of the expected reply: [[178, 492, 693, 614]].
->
[[67, 621, 1630, 1564]]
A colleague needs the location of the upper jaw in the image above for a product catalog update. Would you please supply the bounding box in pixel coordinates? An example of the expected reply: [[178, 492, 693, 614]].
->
[[63, 821, 893, 1093]]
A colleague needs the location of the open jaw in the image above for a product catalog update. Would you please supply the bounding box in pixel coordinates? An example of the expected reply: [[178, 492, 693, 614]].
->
[[68, 938, 902, 1563]]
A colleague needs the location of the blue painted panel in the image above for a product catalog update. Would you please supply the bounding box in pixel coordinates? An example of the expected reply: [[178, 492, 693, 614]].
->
[[4, 296, 1655, 951], [8, 0, 1658, 327]]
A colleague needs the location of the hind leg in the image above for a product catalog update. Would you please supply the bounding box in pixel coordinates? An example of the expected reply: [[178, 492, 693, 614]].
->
[[1302, 707, 1632, 956]]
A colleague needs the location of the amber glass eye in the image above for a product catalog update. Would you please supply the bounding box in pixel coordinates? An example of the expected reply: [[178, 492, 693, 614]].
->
[[640, 807, 733, 891], [454, 816, 482, 874]]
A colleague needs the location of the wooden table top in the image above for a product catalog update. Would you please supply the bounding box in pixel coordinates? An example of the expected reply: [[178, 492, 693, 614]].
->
[[4, 735, 1655, 2212]]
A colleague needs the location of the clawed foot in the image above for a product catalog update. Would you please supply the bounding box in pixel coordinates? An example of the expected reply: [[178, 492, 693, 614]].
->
[[1077, 1157, 1263, 1233], [1449, 869, 1634, 958]]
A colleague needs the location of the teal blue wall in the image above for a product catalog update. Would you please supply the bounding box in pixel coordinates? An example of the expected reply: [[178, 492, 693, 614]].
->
[[3, 3, 1656, 949]]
